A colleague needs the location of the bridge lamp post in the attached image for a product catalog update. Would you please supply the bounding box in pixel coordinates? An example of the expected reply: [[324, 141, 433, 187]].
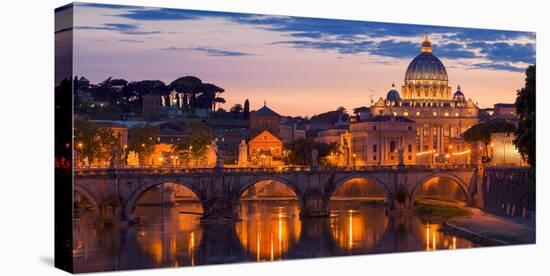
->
[[158, 157, 164, 167], [352, 153, 357, 169], [448, 145, 453, 165], [77, 143, 83, 167], [122, 144, 128, 166]]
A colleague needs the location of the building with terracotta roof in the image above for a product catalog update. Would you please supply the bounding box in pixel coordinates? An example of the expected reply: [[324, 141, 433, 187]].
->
[[248, 130, 283, 167]]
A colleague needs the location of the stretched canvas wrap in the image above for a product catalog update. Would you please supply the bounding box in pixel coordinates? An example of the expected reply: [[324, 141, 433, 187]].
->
[[55, 2, 536, 273]]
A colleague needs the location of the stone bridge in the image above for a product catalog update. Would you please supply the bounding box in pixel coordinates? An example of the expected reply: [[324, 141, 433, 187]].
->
[[73, 165, 483, 223]]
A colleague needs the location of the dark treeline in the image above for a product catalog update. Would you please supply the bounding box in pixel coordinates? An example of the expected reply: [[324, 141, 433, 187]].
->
[[74, 75, 226, 113], [74, 74, 351, 123]]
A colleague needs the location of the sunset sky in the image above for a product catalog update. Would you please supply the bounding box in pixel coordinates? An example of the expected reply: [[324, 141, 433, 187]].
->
[[60, 3, 536, 117]]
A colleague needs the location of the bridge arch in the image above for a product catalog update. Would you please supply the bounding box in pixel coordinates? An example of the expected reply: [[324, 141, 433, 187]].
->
[[329, 174, 392, 203], [74, 183, 100, 216], [237, 176, 302, 201], [122, 180, 203, 221], [410, 173, 472, 206]]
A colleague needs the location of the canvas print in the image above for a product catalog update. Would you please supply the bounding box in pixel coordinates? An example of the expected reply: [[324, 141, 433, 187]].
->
[[54, 2, 536, 273]]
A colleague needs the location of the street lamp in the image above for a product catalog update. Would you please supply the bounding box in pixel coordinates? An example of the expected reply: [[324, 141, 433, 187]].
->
[[76, 143, 84, 167], [352, 153, 357, 168]]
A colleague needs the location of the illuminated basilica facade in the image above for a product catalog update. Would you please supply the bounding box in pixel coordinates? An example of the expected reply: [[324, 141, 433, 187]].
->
[[349, 35, 480, 165]]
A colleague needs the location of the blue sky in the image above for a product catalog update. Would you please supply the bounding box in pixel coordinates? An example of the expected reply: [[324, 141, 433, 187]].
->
[[58, 2, 536, 116]]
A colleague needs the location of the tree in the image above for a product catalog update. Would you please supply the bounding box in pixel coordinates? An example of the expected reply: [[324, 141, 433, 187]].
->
[[230, 104, 243, 118], [109, 78, 128, 87], [74, 118, 118, 165], [91, 77, 129, 104], [336, 106, 347, 114], [199, 83, 225, 110], [283, 139, 338, 165], [172, 121, 213, 166], [171, 138, 192, 166], [243, 99, 250, 119], [213, 97, 226, 111], [127, 124, 159, 165], [170, 76, 203, 111], [122, 80, 168, 104], [514, 65, 536, 170], [463, 120, 516, 161], [310, 107, 349, 126]]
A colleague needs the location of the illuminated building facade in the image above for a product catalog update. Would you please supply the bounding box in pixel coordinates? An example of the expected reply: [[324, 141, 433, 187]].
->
[[248, 130, 283, 166], [364, 35, 480, 164], [349, 116, 417, 166], [489, 132, 525, 166]]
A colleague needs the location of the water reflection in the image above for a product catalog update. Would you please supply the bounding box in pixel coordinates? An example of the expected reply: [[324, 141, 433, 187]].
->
[[73, 200, 477, 272], [236, 200, 301, 261], [135, 203, 203, 267], [329, 203, 388, 253]]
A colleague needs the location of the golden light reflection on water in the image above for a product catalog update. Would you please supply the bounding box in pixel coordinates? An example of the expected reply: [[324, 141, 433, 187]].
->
[[329, 206, 388, 252], [235, 202, 301, 261], [135, 202, 203, 267], [422, 223, 466, 251], [73, 200, 478, 272]]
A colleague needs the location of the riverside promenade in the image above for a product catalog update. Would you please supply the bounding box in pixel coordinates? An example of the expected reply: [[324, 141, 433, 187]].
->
[[445, 208, 535, 245]]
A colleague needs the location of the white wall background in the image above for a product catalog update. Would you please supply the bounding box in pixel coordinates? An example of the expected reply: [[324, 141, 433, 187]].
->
[[0, 0, 547, 275]]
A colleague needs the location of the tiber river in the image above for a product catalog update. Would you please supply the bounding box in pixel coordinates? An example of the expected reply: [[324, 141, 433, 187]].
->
[[73, 179, 478, 273]]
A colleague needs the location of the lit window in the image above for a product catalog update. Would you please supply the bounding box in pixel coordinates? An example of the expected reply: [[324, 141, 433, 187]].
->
[[455, 112, 460, 117], [403, 111, 409, 116], [433, 112, 437, 116], [444, 111, 449, 117], [393, 112, 397, 116], [416, 111, 420, 116]]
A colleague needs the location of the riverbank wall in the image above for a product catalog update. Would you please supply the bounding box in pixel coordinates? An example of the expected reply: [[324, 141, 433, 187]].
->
[[481, 166, 535, 219]]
